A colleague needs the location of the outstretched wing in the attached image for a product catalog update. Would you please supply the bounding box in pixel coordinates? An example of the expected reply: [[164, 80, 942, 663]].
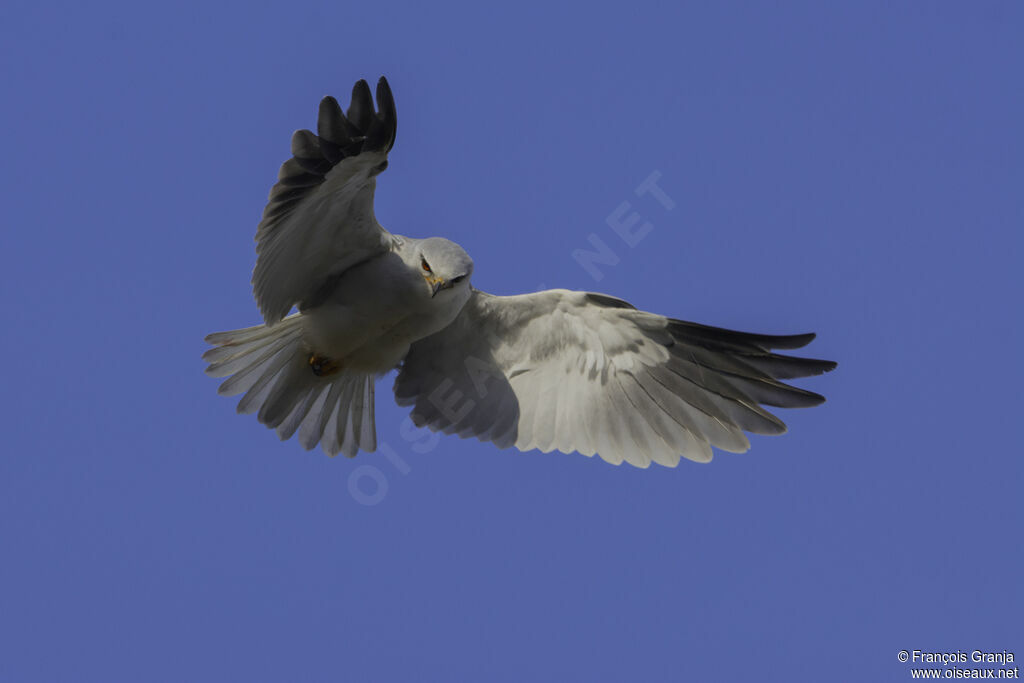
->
[[393, 289, 836, 468], [252, 77, 399, 324]]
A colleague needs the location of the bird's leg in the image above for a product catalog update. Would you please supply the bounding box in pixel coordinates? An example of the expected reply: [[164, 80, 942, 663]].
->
[[308, 353, 342, 377]]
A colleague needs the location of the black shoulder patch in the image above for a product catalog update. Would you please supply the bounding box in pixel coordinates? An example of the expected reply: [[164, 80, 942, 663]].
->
[[585, 292, 637, 310]]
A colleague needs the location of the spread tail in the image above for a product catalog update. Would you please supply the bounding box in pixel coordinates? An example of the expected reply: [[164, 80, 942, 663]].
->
[[203, 315, 377, 457]]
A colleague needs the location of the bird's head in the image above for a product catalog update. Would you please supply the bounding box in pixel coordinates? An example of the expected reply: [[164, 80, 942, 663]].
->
[[414, 237, 474, 299]]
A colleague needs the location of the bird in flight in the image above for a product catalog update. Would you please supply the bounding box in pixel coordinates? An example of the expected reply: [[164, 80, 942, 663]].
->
[[204, 77, 836, 468]]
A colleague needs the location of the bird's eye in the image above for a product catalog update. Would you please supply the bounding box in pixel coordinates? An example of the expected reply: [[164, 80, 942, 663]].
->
[[421, 258, 432, 273]]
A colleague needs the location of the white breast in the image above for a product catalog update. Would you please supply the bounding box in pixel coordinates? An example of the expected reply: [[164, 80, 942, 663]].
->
[[299, 252, 470, 374]]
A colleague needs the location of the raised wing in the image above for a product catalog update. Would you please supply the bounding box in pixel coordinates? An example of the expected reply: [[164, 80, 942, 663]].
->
[[252, 77, 399, 324], [393, 289, 836, 468]]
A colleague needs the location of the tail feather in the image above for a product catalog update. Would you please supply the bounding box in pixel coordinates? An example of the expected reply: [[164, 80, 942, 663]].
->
[[204, 316, 377, 457], [299, 387, 335, 451], [230, 343, 296, 402], [276, 384, 324, 442]]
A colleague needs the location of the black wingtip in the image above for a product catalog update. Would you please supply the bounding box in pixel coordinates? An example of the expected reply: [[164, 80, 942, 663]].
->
[[748, 354, 836, 379], [787, 332, 816, 348], [797, 389, 828, 406], [376, 77, 396, 146], [668, 320, 820, 351], [377, 75, 392, 97], [755, 331, 817, 350], [317, 96, 346, 145], [347, 79, 374, 133], [364, 76, 397, 153]]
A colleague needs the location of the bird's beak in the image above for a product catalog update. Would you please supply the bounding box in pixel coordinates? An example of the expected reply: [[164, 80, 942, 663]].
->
[[431, 278, 453, 298]]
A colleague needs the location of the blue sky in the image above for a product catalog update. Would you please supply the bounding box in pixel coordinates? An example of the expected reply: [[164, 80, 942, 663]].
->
[[2, 2, 1022, 681]]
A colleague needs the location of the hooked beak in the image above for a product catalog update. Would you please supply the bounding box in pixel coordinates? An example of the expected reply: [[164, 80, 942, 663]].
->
[[431, 278, 453, 298]]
